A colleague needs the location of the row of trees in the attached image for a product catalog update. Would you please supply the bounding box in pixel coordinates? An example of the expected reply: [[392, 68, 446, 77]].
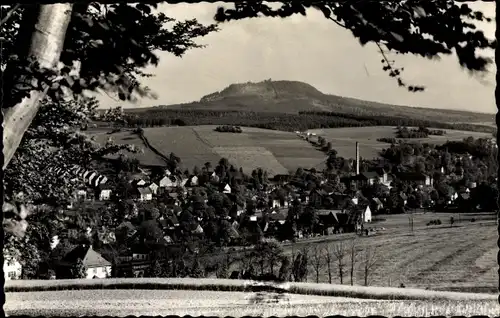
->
[[214, 125, 243, 133], [129, 238, 382, 286], [110, 108, 496, 135]]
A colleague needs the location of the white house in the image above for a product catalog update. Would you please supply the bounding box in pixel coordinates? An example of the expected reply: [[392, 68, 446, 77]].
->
[[75, 189, 87, 201], [271, 199, 278, 208], [223, 183, 232, 194], [210, 172, 219, 182], [87, 172, 97, 186], [4, 257, 22, 280], [97, 185, 112, 201], [362, 205, 372, 223], [59, 245, 112, 279], [159, 176, 176, 188], [138, 187, 152, 201], [148, 182, 159, 195], [98, 175, 108, 185], [187, 175, 199, 187]]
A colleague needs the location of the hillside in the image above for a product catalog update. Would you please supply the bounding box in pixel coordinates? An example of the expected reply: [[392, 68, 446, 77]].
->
[[306, 126, 492, 160], [126, 80, 495, 125], [90, 126, 327, 174], [89, 125, 493, 172]]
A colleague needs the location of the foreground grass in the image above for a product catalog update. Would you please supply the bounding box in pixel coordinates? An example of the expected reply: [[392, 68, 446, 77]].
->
[[281, 217, 497, 291], [5, 289, 499, 317], [6, 278, 497, 301]]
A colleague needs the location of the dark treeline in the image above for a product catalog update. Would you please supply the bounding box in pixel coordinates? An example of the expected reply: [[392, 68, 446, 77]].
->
[[215, 125, 243, 133], [117, 109, 496, 134], [298, 111, 495, 134], [122, 110, 370, 131]]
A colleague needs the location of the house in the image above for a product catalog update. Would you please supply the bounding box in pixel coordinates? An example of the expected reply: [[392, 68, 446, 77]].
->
[[268, 211, 287, 224], [74, 189, 87, 201], [270, 198, 289, 209], [131, 179, 147, 188], [159, 176, 177, 188], [355, 172, 380, 186], [222, 183, 232, 194], [396, 172, 433, 186], [4, 257, 22, 280], [56, 244, 112, 279], [185, 175, 199, 187], [97, 184, 112, 201], [87, 172, 98, 186], [137, 187, 153, 201], [359, 205, 372, 223], [210, 172, 219, 182], [148, 182, 159, 195]]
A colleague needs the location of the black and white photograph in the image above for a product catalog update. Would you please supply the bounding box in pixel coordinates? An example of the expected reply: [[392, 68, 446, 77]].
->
[[2, 1, 498, 316]]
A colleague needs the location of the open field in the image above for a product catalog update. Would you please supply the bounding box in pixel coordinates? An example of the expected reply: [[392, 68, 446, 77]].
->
[[5, 287, 499, 316], [88, 125, 490, 171], [307, 126, 493, 159], [281, 213, 498, 292], [142, 126, 325, 174], [195, 212, 497, 294]]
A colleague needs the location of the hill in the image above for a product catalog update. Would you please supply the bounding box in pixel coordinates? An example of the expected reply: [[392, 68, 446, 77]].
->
[[126, 80, 495, 125]]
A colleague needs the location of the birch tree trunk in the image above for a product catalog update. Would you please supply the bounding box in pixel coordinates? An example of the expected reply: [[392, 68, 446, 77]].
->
[[3, 4, 73, 170]]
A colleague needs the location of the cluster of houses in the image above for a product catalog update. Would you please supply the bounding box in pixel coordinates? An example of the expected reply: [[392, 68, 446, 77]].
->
[[4, 150, 485, 280]]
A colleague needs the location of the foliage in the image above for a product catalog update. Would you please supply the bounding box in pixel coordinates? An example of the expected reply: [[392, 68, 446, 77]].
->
[[120, 109, 495, 134], [71, 258, 87, 279], [214, 125, 243, 133], [2, 3, 218, 107]]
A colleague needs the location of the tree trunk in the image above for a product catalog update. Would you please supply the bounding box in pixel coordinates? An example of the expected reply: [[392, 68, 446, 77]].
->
[[326, 262, 332, 284], [3, 4, 73, 170]]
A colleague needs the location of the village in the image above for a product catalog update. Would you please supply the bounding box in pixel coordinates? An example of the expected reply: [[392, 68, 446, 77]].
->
[[4, 133, 496, 281]]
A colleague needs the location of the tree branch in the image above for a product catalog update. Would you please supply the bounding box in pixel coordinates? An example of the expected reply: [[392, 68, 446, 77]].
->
[[0, 4, 21, 27]]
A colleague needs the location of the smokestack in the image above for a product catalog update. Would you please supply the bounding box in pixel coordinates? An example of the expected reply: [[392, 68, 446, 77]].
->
[[356, 142, 360, 175]]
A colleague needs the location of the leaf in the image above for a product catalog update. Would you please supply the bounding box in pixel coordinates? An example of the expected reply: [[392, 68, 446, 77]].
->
[[390, 32, 404, 42], [412, 6, 426, 18]]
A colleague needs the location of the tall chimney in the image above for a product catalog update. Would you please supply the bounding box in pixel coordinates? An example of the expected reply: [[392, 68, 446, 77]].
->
[[355, 142, 360, 175]]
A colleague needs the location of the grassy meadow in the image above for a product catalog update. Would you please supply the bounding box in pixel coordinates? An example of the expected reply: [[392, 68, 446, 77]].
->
[[307, 126, 493, 160], [281, 213, 498, 293], [5, 288, 499, 317], [89, 125, 492, 173]]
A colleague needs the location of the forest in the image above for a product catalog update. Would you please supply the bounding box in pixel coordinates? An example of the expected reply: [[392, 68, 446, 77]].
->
[[116, 109, 496, 134]]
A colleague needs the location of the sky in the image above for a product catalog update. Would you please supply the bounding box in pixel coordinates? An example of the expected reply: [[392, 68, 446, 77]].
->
[[96, 2, 496, 114]]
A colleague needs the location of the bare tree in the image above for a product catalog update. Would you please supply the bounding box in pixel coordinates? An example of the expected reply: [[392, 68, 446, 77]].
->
[[348, 237, 360, 286], [311, 245, 324, 283], [362, 246, 379, 286], [332, 241, 347, 284], [408, 212, 414, 234], [323, 246, 334, 284]]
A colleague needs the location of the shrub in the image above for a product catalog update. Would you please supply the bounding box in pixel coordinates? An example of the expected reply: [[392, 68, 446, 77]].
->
[[214, 125, 243, 133], [377, 137, 397, 144]]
